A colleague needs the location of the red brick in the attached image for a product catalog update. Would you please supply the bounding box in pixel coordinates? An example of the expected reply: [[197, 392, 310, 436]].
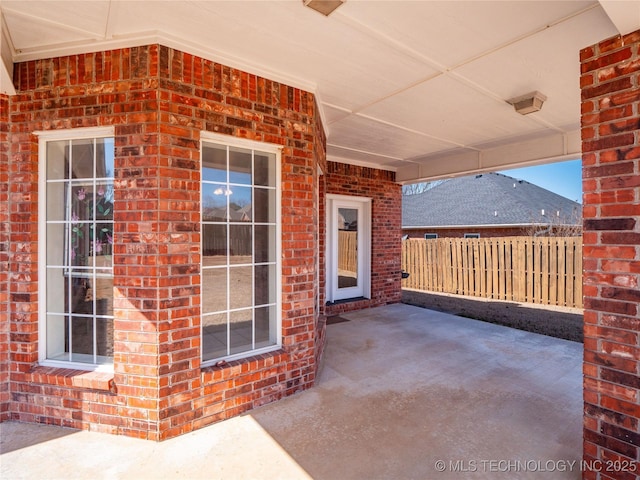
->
[[581, 47, 633, 74], [581, 46, 596, 62], [584, 218, 635, 231], [583, 133, 635, 156], [599, 118, 640, 136], [581, 76, 633, 99], [607, 88, 640, 108], [601, 203, 640, 217], [585, 429, 637, 461]]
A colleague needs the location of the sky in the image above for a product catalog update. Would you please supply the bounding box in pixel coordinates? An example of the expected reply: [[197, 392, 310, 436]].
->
[[498, 158, 582, 204]]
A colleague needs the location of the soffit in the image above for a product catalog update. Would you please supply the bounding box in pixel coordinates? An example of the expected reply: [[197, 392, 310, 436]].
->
[[0, 1, 633, 182]]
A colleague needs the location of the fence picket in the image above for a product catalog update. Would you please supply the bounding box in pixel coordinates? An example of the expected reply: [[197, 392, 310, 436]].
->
[[525, 238, 535, 303], [479, 240, 486, 298], [549, 238, 558, 305], [575, 239, 583, 306], [541, 237, 549, 305]]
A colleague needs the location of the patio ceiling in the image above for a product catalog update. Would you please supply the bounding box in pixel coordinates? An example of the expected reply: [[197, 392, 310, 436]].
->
[[1, 1, 638, 183]]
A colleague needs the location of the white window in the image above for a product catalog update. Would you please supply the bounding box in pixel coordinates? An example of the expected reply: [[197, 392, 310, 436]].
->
[[464, 233, 480, 238], [424, 233, 438, 239], [201, 133, 281, 364], [38, 127, 115, 369]]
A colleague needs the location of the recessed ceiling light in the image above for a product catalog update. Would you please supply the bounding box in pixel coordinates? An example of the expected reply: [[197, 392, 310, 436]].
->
[[507, 91, 547, 115], [303, 0, 344, 16]]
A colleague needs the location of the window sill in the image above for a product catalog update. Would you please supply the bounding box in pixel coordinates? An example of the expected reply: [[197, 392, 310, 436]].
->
[[201, 349, 287, 383], [200, 344, 283, 371], [29, 366, 116, 393]]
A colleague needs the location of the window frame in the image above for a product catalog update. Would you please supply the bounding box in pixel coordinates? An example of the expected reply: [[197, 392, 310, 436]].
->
[[424, 233, 438, 239], [200, 132, 282, 366], [37, 126, 115, 372], [464, 233, 481, 239]]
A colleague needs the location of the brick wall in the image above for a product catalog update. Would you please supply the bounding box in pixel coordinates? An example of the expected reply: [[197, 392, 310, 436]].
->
[[324, 162, 402, 316], [581, 30, 640, 477], [0, 93, 9, 420], [6, 44, 325, 439]]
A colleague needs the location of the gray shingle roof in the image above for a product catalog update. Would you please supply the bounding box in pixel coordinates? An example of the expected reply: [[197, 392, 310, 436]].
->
[[402, 172, 581, 228]]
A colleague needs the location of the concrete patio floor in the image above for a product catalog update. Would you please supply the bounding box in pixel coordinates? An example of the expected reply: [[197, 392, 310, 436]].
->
[[1, 303, 583, 479]]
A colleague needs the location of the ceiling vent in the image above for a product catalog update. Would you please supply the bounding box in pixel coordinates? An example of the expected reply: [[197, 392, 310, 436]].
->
[[303, 0, 344, 16], [507, 91, 547, 115]]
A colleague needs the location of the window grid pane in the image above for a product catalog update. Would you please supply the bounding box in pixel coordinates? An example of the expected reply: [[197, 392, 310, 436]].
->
[[45, 137, 114, 366], [202, 142, 278, 363]]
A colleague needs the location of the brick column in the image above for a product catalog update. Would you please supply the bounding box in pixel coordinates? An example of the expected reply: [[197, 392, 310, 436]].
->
[[0, 93, 9, 420], [155, 55, 202, 437], [581, 31, 640, 476], [112, 85, 164, 439]]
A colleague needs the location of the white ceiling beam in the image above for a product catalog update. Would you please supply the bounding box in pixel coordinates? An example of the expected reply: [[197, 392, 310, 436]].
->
[[0, 61, 14, 95], [599, 1, 640, 36], [396, 130, 581, 184], [0, 12, 15, 95]]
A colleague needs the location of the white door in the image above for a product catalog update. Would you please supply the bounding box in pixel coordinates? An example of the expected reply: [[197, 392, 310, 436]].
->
[[327, 195, 371, 302]]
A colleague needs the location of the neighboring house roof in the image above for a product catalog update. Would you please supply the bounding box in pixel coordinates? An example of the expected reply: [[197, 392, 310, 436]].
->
[[402, 172, 582, 229], [338, 208, 358, 230], [203, 205, 251, 222]]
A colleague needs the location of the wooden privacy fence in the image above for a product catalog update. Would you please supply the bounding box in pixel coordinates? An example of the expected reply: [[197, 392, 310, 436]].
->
[[402, 237, 583, 308], [338, 230, 358, 274]]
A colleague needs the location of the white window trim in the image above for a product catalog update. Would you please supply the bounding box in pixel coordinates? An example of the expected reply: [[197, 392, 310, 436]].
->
[[37, 126, 115, 373], [326, 194, 372, 303], [464, 233, 481, 238], [200, 132, 283, 366], [201, 131, 282, 155], [34, 126, 115, 141], [424, 233, 438, 239]]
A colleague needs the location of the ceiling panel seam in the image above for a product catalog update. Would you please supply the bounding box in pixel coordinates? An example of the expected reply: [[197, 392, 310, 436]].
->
[[354, 112, 479, 150], [327, 143, 404, 161], [344, 72, 444, 117], [447, 3, 601, 71], [103, 0, 116, 40], [3, 4, 103, 43], [333, 9, 449, 73]]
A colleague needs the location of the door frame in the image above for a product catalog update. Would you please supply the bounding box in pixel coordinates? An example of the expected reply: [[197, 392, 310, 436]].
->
[[326, 194, 371, 303]]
